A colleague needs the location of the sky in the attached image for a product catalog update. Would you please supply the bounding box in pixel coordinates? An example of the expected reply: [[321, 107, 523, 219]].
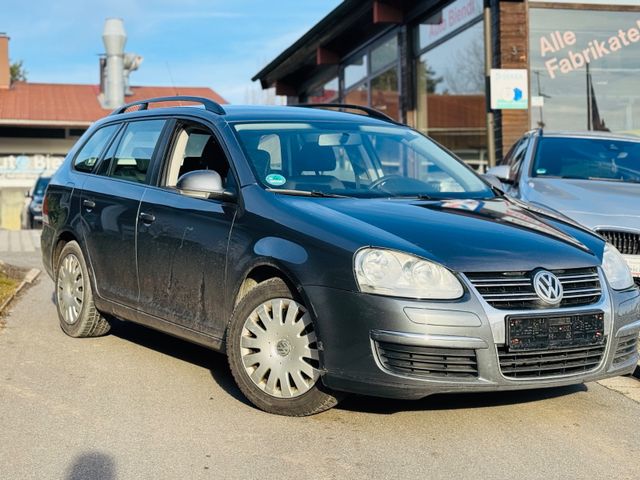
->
[[1, 0, 342, 104]]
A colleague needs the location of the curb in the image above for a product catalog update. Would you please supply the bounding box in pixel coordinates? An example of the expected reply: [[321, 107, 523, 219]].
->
[[0, 268, 40, 314]]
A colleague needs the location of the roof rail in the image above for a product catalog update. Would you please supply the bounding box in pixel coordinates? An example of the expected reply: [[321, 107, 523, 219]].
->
[[110, 96, 226, 116], [292, 103, 397, 123]]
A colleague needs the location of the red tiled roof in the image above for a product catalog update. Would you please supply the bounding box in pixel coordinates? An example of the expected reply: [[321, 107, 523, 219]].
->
[[0, 82, 227, 126]]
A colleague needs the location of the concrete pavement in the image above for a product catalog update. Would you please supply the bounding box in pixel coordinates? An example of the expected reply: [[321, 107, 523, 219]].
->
[[0, 229, 40, 253], [1, 268, 640, 479]]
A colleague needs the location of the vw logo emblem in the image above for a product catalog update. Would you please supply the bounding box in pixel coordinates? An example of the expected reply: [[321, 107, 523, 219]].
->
[[532, 270, 564, 305]]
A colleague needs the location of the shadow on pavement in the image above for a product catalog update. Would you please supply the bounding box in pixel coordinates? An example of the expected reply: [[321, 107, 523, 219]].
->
[[108, 319, 252, 407], [337, 383, 587, 414], [66, 451, 116, 480]]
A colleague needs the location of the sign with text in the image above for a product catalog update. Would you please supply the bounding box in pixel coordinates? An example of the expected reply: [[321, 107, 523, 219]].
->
[[0, 154, 64, 176], [490, 69, 529, 110], [418, 0, 483, 50], [538, 18, 640, 79]]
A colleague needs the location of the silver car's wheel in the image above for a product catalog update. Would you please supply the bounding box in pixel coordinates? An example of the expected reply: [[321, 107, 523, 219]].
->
[[240, 298, 320, 398], [56, 253, 85, 325]]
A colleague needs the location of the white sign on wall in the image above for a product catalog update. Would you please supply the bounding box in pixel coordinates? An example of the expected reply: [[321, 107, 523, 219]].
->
[[490, 69, 529, 110]]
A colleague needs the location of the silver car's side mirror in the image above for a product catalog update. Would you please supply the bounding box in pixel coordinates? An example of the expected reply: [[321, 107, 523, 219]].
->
[[485, 165, 513, 184], [176, 170, 235, 201]]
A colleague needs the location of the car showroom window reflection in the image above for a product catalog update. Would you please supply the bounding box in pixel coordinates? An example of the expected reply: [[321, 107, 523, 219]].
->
[[530, 7, 640, 134]]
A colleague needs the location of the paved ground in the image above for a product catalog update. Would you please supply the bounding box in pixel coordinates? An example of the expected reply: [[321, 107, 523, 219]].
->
[[0, 229, 41, 254], [1, 247, 640, 479]]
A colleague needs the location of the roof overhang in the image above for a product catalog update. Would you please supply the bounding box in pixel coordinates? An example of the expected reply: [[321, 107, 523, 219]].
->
[[254, 0, 436, 96]]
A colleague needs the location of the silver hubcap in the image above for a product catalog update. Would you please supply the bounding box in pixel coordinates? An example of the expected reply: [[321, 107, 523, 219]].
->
[[240, 298, 320, 398], [56, 254, 85, 325]]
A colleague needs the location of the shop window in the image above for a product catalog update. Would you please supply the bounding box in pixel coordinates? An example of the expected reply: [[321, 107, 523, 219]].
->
[[344, 53, 367, 89], [417, 0, 484, 52], [371, 36, 398, 73], [308, 77, 339, 103], [371, 67, 400, 121], [529, 7, 640, 133], [344, 83, 368, 107], [415, 20, 487, 171], [304, 32, 402, 121]]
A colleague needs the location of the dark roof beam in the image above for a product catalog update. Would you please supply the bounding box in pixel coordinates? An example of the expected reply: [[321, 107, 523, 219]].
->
[[316, 47, 340, 66], [373, 1, 403, 24], [274, 81, 297, 97]]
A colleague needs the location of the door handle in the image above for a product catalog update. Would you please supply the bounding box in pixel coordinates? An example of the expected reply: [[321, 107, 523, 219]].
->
[[139, 212, 156, 224], [82, 199, 96, 210]]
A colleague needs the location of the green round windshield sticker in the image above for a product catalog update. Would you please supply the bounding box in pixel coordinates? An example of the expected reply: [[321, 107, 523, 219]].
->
[[266, 173, 286, 186], [536, 168, 547, 175]]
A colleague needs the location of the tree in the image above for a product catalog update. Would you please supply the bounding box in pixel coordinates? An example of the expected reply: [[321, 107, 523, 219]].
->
[[10, 60, 27, 83], [416, 60, 443, 94]]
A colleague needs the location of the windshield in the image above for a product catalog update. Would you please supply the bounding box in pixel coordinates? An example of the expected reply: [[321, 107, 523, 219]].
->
[[232, 121, 493, 199], [33, 177, 50, 196], [532, 137, 640, 183]]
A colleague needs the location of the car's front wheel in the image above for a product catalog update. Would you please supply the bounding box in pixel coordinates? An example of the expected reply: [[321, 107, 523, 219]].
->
[[226, 278, 341, 416], [55, 241, 111, 338]]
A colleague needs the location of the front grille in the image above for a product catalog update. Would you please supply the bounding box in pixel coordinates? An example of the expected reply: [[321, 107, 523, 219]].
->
[[375, 341, 478, 379], [465, 267, 602, 310], [597, 230, 640, 255], [498, 341, 606, 379], [612, 335, 639, 366]]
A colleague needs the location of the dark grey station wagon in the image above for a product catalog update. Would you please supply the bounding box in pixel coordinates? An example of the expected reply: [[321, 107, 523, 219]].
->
[[41, 97, 640, 416]]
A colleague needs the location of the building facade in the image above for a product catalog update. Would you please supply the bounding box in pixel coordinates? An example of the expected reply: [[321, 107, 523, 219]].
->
[[254, 0, 640, 171]]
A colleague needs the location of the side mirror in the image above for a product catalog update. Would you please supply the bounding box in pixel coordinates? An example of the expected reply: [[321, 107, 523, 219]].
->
[[176, 170, 236, 201], [482, 174, 505, 191], [485, 165, 513, 184]]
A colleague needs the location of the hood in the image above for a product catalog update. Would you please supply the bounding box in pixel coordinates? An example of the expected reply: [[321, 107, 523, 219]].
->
[[276, 195, 603, 273], [526, 178, 640, 231]]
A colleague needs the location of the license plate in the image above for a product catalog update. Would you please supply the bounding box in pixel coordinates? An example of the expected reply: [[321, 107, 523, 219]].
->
[[622, 255, 640, 277], [506, 312, 604, 351]]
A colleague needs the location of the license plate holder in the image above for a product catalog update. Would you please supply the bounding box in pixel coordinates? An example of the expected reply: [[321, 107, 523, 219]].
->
[[506, 311, 604, 351]]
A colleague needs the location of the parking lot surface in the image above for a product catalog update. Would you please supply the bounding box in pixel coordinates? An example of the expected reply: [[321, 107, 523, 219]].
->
[[1, 250, 639, 479]]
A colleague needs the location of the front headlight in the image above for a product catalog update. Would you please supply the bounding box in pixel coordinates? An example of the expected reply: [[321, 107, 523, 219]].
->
[[354, 248, 464, 299], [602, 243, 634, 290], [31, 203, 42, 213]]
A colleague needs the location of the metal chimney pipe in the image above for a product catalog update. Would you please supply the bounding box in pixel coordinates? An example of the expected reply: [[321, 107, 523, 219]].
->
[[102, 18, 126, 108]]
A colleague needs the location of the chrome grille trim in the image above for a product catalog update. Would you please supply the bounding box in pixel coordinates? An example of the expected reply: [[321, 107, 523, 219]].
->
[[464, 267, 602, 310], [597, 230, 640, 255]]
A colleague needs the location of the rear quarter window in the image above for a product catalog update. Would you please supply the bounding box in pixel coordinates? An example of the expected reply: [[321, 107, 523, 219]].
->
[[73, 124, 120, 173]]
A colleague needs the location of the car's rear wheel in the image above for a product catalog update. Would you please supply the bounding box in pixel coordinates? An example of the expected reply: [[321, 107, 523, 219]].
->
[[55, 241, 111, 338], [226, 277, 341, 416]]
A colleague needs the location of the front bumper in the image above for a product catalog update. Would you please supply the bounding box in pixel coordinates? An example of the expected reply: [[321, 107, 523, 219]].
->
[[305, 279, 640, 400]]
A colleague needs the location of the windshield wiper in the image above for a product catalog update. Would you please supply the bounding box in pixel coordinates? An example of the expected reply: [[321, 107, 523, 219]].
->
[[393, 194, 438, 200], [266, 188, 350, 198]]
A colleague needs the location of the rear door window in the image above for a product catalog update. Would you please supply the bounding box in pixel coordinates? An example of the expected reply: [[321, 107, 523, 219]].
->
[[73, 124, 120, 173], [108, 120, 166, 184]]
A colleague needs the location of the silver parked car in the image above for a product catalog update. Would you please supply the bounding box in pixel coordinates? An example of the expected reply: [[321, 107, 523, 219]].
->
[[486, 130, 640, 287]]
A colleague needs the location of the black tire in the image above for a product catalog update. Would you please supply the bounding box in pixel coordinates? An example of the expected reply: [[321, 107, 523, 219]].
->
[[55, 241, 111, 338], [226, 277, 341, 416]]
